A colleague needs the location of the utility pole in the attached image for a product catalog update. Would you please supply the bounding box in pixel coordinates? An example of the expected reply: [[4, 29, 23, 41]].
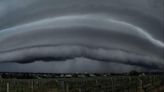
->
[[31, 80, 34, 92], [66, 83, 69, 92], [138, 79, 144, 92], [7, 82, 9, 92], [111, 77, 114, 92]]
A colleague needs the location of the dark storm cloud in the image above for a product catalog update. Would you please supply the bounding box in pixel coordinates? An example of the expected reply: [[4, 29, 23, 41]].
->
[[0, 45, 163, 69], [0, 59, 157, 73], [0, 0, 163, 72]]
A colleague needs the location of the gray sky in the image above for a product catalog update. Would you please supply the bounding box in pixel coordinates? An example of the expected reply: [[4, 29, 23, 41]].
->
[[0, 0, 163, 73]]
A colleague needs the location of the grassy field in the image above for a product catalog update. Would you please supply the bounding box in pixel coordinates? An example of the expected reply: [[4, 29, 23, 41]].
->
[[0, 75, 164, 92]]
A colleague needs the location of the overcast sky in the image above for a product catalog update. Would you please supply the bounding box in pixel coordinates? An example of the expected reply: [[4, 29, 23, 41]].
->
[[0, 0, 163, 73]]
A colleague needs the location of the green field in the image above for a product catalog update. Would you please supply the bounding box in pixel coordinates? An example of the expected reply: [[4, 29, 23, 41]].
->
[[0, 75, 164, 92]]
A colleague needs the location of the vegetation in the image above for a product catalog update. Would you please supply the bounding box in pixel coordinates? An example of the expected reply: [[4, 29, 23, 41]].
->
[[0, 73, 164, 92]]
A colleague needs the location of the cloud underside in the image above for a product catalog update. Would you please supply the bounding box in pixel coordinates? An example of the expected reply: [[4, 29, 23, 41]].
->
[[0, 58, 160, 73], [0, 45, 163, 70]]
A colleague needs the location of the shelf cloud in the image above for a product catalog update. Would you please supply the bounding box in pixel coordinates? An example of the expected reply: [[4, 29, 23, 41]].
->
[[0, 0, 163, 72]]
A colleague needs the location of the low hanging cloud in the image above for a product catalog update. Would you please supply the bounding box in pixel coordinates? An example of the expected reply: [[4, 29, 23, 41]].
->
[[0, 44, 164, 70], [0, 0, 163, 72]]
